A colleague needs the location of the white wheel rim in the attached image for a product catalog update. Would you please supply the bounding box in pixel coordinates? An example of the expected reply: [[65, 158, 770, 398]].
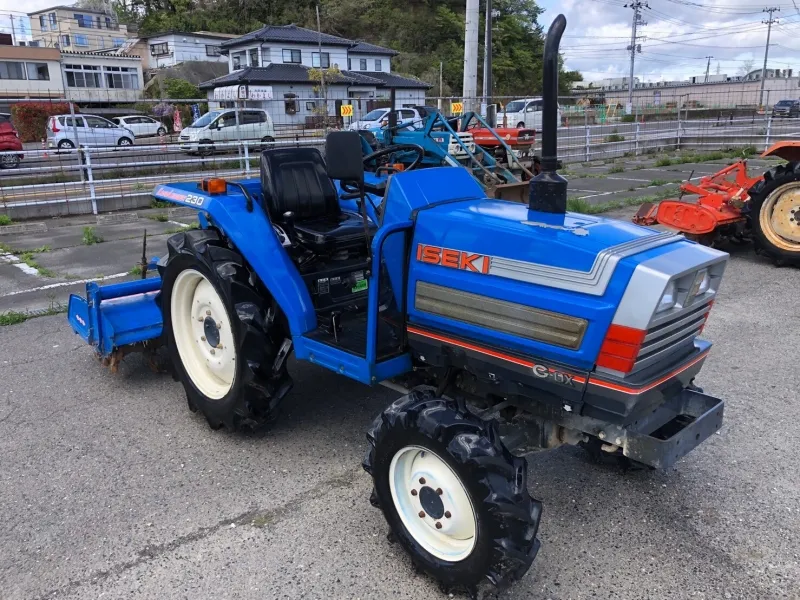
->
[[760, 181, 800, 249], [389, 445, 477, 562], [170, 269, 236, 400]]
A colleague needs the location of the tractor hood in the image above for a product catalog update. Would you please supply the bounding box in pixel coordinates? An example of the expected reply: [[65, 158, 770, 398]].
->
[[413, 199, 680, 276]]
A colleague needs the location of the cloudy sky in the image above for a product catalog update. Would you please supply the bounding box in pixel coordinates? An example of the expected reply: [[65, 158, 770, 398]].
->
[[2, 0, 799, 84], [538, 0, 800, 83]]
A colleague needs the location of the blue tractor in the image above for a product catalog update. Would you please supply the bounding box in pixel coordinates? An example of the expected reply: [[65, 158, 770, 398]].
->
[[67, 16, 729, 594]]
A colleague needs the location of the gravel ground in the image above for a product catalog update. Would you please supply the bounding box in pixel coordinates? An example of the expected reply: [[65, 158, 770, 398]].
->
[[1, 214, 799, 600]]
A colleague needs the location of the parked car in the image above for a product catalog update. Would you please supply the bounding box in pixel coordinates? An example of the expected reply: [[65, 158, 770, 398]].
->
[[348, 107, 424, 131], [772, 99, 800, 118], [179, 109, 275, 155], [0, 113, 23, 169], [112, 115, 167, 137], [46, 115, 136, 150], [497, 98, 562, 131]]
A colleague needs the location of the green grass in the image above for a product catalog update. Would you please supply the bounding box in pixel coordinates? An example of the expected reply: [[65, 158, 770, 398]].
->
[[647, 179, 671, 187], [147, 213, 169, 222], [604, 133, 625, 143], [607, 165, 625, 174], [150, 199, 171, 209], [0, 214, 12, 226], [18, 251, 56, 277], [567, 189, 675, 216], [129, 264, 143, 276], [82, 226, 103, 246], [654, 157, 673, 167], [165, 222, 200, 235], [0, 304, 66, 327]]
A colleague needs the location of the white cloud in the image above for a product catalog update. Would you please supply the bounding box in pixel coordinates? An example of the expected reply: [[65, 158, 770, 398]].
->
[[537, 0, 800, 82]]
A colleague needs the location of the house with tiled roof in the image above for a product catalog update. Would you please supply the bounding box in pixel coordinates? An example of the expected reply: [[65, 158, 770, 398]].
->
[[199, 24, 430, 126]]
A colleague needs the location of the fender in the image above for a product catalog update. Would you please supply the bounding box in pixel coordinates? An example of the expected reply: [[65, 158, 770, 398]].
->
[[153, 182, 317, 335]]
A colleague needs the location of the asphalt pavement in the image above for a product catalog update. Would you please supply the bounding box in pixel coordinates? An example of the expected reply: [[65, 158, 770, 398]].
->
[[0, 202, 799, 599]]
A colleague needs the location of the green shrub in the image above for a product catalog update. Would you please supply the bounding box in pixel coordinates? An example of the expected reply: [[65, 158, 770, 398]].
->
[[0, 214, 11, 226], [82, 226, 103, 245]]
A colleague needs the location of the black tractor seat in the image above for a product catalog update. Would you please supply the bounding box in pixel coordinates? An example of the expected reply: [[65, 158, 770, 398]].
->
[[259, 146, 375, 253]]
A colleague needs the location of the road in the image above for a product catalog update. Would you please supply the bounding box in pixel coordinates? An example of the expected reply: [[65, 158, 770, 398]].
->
[[0, 203, 798, 599]]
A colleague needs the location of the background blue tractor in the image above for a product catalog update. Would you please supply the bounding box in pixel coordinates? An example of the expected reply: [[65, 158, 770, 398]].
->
[[67, 16, 729, 595]]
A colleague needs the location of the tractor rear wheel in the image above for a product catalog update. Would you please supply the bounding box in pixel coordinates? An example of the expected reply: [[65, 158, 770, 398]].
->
[[364, 388, 542, 593], [748, 161, 800, 266], [159, 228, 292, 430]]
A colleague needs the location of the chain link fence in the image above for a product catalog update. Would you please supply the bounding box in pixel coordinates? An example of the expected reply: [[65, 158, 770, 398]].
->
[[2, 82, 799, 220]]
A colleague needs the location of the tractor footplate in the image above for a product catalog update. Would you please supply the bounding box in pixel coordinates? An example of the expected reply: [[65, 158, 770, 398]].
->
[[633, 202, 659, 225]]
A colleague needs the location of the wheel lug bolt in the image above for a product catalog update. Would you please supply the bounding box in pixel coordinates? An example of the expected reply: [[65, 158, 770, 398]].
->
[[210, 349, 215, 355], [436, 488, 443, 495], [444, 511, 452, 519], [435, 522, 442, 529], [201, 336, 206, 342], [217, 343, 223, 349], [411, 489, 418, 496], [206, 310, 211, 316], [418, 511, 425, 518], [217, 321, 223, 329], [419, 477, 426, 485], [197, 317, 203, 322]]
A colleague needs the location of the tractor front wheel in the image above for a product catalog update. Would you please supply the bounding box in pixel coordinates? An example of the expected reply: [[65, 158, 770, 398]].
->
[[159, 228, 292, 430], [364, 388, 542, 593], [749, 161, 800, 266]]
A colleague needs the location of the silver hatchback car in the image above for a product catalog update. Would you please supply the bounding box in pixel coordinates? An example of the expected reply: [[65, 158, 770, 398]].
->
[[46, 115, 136, 150]]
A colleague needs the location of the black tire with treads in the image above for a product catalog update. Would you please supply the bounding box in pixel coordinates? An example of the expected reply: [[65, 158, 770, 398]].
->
[[363, 388, 542, 593], [748, 161, 800, 266], [158, 228, 292, 430]]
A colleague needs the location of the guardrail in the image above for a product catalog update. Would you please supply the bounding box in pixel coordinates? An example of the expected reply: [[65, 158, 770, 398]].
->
[[1, 114, 797, 220]]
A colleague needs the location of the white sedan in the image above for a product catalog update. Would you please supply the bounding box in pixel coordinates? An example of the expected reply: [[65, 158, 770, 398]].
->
[[112, 116, 168, 138]]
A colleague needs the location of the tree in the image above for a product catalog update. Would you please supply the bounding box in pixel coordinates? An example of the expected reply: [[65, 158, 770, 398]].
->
[[164, 78, 201, 99], [739, 59, 755, 77]]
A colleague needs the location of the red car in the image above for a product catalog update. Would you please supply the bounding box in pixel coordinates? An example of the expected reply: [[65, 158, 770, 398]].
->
[[0, 113, 24, 169]]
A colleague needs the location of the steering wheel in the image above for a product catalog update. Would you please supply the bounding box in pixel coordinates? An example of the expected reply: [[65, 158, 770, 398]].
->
[[363, 144, 425, 174]]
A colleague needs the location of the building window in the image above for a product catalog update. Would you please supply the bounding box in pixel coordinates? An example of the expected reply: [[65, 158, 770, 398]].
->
[[232, 51, 245, 69], [312, 52, 330, 68], [284, 93, 298, 115], [39, 15, 47, 31], [26, 62, 50, 80], [347, 58, 351, 70], [74, 13, 93, 28], [105, 17, 112, 29], [359, 58, 367, 70], [49, 12, 57, 26], [96, 15, 102, 29], [150, 42, 169, 56], [61, 35, 71, 47], [249, 48, 259, 67], [75, 35, 89, 46], [282, 49, 301, 64], [28, 40, 40, 47], [64, 64, 102, 88], [0, 61, 26, 80], [374, 59, 382, 71], [112, 38, 125, 48], [104, 66, 139, 89], [206, 45, 221, 57]]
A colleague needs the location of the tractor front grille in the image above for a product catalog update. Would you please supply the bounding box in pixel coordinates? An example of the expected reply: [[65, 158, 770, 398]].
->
[[632, 299, 712, 373]]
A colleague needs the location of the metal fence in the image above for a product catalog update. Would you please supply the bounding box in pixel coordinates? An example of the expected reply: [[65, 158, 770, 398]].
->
[[2, 87, 799, 220]]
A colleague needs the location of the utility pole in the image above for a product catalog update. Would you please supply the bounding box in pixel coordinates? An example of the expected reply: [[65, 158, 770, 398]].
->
[[315, 5, 327, 116], [704, 56, 713, 82], [463, 0, 479, 110], [759, 7, 779, 108], [10, 14, 16, 46], [625, 1, 647, 113], [482, 0, 492, 108]]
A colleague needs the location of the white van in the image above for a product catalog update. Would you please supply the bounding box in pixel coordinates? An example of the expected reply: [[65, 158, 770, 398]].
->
[[179, 109, 275, 155], [497, 98, 562, 131]]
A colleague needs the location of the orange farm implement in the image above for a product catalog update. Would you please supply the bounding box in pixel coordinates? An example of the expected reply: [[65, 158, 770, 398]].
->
[[633, 142, 800, 265]]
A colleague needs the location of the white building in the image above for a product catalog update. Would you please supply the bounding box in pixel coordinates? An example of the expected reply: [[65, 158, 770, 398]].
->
[[200, 25, 430, 126], [61, 51, 143, 103], [0, 45, 64, 101], [121, 30, 238, 70]]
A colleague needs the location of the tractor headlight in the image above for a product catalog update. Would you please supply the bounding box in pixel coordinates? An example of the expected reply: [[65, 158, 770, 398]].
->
[[656, 280, 677, 313], [689, 269, 711, 298]]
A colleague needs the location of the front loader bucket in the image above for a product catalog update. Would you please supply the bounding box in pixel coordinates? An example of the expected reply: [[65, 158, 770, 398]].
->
[[493, 180, 531, 204]]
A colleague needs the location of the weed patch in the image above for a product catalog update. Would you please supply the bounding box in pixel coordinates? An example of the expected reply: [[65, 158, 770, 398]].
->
[[82, 226, 103, 245]]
